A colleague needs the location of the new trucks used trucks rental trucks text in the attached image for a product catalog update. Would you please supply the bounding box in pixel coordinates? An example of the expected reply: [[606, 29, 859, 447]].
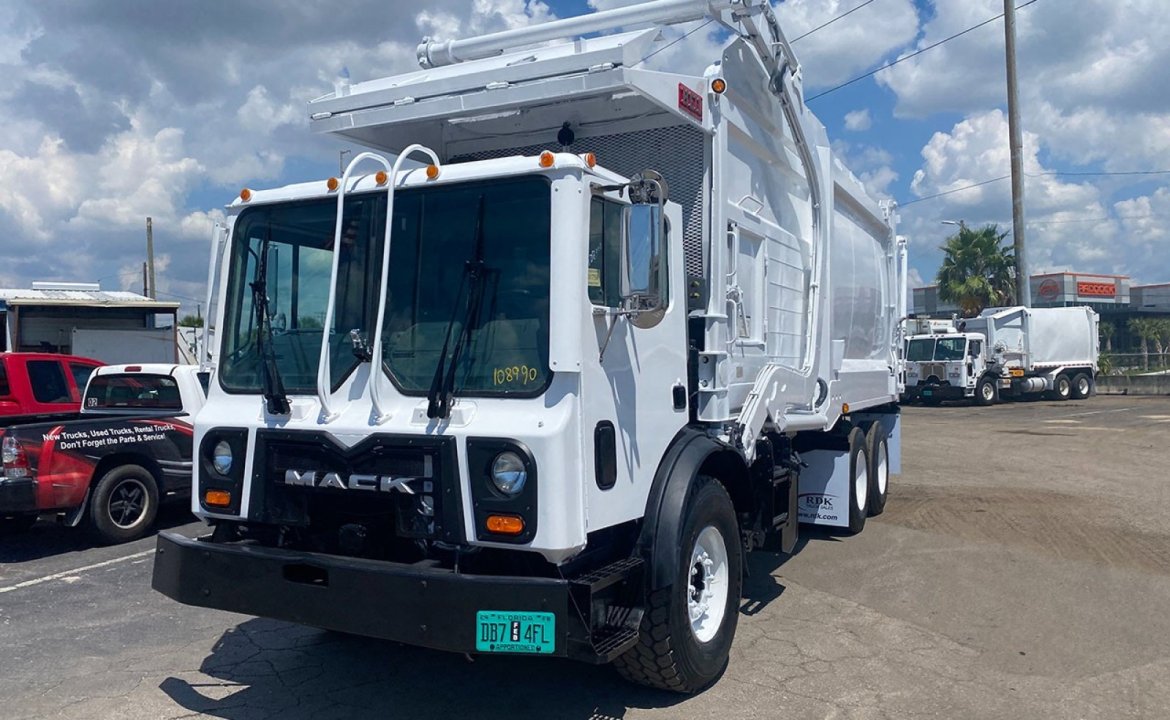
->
[[153, 0, 908, 693]]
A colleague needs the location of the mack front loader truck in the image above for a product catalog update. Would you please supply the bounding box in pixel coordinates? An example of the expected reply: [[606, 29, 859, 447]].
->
[[153, 0, 907, 692]]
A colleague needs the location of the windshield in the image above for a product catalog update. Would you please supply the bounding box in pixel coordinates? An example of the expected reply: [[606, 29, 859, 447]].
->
[[935, 338, 966, 361], [906, 339, 934, 362], [220, 176, 551, 397]]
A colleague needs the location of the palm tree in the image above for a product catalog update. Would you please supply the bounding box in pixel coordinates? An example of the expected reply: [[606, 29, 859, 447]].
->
[[936, 224, 1016, 317], [1098, 320, 1114, 353], [1128, 318, 1156, 371]]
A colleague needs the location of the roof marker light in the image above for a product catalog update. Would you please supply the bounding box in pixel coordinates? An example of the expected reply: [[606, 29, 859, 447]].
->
[[375, 171, 388, 185], [583, 152, 597, 168], [539, 151, 555, 168], [239, 188, 252, 202], [426, 165, 440, 180], [326, 177, 339, 192]]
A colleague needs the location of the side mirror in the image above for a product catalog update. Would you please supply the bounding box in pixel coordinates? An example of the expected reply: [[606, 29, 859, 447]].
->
[[621, 202, 667, 328]]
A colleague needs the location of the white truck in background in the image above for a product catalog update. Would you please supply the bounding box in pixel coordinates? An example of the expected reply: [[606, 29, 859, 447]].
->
[[904, 306, 1099, 405], [153, 0, 907, 693]]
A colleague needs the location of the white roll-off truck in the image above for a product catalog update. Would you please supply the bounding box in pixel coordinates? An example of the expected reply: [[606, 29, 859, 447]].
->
[[153, 0, 907, 692], [904, 306, 1099, 405]]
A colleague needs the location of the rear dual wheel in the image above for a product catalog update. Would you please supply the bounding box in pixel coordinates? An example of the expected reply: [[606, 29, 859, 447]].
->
[[1071, 372, 1093, 400]]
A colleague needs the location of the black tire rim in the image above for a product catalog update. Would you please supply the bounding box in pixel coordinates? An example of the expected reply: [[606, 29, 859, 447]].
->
[[108, 478, 149, 529]]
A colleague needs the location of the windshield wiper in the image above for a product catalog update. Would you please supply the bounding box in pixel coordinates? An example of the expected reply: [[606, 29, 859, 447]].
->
[[427, 196, 488, 420], [250, 242, 291, 415]]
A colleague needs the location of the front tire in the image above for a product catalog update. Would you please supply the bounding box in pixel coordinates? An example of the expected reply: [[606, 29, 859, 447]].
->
[[615, 476, 742, 693], [88, 465, 159, 545], [976, 376, 998, 406]]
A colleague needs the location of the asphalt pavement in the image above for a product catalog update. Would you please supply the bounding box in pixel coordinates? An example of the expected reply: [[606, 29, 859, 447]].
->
[[1, 396, 1168, 719]]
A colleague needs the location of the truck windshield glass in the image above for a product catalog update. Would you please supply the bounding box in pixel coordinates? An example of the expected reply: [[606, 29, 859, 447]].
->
[[86, 374, 183, 410], [383, 176, 551, 396], [906, 339, 934, 362], [220, 176, 551, 397], [934, 338, 966, 361]]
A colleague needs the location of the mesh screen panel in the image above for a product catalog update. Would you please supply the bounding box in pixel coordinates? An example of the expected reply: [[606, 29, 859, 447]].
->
[[454, 124, 707, 277]]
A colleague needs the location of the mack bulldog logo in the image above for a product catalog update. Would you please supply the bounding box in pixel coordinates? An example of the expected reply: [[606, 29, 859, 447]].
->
[[281, 470, 420, 494]]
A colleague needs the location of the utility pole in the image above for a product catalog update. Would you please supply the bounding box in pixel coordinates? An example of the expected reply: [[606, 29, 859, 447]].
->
[[1004, 0, 1030, 307], [146, 216, 157, 300]]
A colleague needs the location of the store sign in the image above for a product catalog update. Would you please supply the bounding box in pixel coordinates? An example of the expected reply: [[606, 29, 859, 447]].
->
[[1077, 281, 1116, 298], [1037, 279, 1061, 300]]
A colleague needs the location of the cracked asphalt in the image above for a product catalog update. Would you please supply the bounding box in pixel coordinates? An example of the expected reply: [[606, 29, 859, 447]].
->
[[1, 395, 1168, 719]]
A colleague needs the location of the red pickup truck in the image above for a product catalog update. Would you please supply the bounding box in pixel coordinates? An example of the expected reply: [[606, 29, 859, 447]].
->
[[0, 352, 104, 422]]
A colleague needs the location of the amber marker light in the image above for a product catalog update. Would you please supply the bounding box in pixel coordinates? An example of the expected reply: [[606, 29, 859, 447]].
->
[[205, 490, 232, 508], [426, 164, 440, 180], [486, 514, 525, 535], [326, 177, 339, 192], [583, 152, 597, 168], [539, 151, 555, 168], [842, 403, 851, 415], [711, 78, 727, 94], [239, 188, 252, 202], [375, 171, 388, 185]]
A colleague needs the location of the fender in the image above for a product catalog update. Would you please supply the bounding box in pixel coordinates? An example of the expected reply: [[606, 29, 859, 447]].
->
[[636, 427, 745, 591]]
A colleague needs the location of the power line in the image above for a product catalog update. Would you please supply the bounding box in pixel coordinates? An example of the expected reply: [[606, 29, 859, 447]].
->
[[1027, 213, 1157, 226], [635, 18, 714, 67], [900, 176, 1010, 206], [900, 168, 1170, 206], [792, 0, 878, 43], [808, 0, 1042, 102]]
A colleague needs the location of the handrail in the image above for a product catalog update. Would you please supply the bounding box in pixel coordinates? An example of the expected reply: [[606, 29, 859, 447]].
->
[[315, 152, 394, 422], [368, 145, 442, 424]]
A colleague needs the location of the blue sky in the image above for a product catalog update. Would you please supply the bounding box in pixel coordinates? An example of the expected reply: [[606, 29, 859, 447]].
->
[[0, 0, 1167, 313]]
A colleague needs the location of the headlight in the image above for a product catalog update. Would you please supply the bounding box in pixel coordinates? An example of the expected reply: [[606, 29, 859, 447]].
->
[[490, 451, 527, 495], [212, 440, 233, 475]]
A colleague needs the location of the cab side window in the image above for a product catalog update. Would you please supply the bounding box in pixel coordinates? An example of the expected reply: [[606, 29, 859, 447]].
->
[[588, 196, 624, 308], [28, 360, 70, 404]]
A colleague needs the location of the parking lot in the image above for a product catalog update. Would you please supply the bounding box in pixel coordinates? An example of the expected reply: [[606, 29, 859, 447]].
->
[[1, 395, 1168, 719]]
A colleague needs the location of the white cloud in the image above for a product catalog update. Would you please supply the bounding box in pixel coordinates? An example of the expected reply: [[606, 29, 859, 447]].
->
[[844, 109, 871, 131]]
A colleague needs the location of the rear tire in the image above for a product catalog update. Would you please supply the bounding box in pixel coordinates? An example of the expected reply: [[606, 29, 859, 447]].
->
[[865, 425, 889, 517], [975, 376, 998, 406], [1052, 373, 1072, 401], [615, 476, 742, 693], [88, 465, 159, 545], [1071, 372, 1092, 400], [0, 513, 38, 534], [847, 427, 869, 534]]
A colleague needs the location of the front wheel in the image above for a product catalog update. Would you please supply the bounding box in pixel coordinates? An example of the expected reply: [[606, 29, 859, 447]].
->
[[615, 476, 742, 693], [976, 376, 998, 406], [88, 465, 159, 545]]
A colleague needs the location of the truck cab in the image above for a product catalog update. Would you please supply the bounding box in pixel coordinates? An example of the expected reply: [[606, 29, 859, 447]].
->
[[904, 333, 988, 404]]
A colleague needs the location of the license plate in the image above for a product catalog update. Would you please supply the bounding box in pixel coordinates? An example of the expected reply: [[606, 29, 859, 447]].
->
[[922, 389, 933, 397], [475, 611, 555, 654]]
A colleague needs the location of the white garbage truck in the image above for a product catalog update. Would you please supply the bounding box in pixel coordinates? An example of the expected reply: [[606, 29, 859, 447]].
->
[[153, 0, 907, 692], [904, 305, 1099, 405]]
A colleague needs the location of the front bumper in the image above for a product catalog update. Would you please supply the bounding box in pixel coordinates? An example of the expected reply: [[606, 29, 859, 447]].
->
[[0, 476, 37, 514], [151, 531, 641, 663], [904, 383, 967, 401]]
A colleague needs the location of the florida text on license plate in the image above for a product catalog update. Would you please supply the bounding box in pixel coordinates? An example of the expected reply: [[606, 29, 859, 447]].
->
[[475, 611, 555, 654]]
